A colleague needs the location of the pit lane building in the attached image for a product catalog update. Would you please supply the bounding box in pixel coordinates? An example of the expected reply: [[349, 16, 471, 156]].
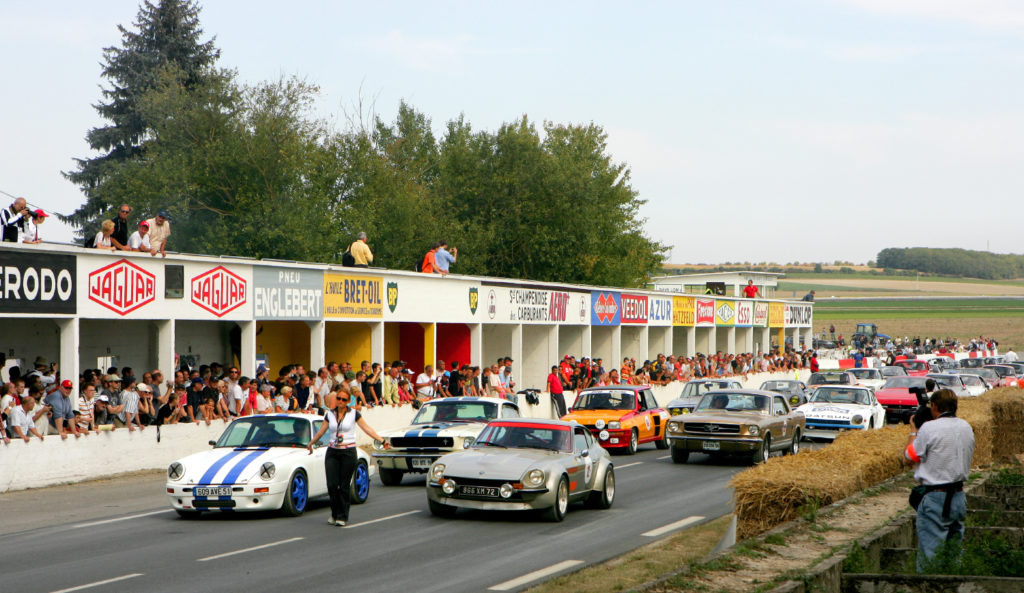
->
[[0, 243, 814, 389]]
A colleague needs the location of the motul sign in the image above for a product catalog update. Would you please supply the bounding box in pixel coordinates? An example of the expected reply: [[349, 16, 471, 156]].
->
[[192, 266, 247, 317], [88, 259, 156, 315]]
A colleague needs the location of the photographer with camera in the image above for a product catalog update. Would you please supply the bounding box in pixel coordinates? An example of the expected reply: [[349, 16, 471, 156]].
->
[[1, 197, 29, 243], [435, 240, 458, 276]]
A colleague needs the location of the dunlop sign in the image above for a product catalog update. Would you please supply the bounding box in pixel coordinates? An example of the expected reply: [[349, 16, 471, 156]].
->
[[324, 274, 382, 318], [0, 252, 75, 314], [672, 296, 694, 326], [785, 303, 813, 328], [254, 267, 322, 320]]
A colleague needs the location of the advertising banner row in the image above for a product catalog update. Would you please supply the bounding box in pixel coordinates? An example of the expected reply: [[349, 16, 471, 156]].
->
[[0, 252, 812, 328]]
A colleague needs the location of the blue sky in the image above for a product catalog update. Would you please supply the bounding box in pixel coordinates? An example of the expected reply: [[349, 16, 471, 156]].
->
[[3, 1, 1023, 264]]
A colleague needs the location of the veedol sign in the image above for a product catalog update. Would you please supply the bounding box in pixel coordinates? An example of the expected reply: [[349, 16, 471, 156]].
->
[[254, 267, 323, 320], [88, 259, 155, 315], [0, 252, 76, 314], [620, 294, 648, 324]]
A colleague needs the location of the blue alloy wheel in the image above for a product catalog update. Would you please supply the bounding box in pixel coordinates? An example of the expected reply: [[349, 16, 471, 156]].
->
[[352, 461, 370, 504], [282, 470, 309, 516]]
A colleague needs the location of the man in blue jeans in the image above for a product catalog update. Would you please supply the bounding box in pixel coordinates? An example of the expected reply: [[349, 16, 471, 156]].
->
[[904, 388, 974, 572]]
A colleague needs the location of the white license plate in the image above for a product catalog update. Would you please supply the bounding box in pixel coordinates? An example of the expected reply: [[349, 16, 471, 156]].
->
[[702, 441, 721, 451], [194, 487, 231, 497], [410, 458, 433, 469]]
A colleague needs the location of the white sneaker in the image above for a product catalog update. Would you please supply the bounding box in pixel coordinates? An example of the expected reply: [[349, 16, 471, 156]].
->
[[337, 520, 347, 527], [327, 517, 337, 526]]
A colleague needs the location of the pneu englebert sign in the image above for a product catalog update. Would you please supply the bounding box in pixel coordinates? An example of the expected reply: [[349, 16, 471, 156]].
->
[[323, 273, 382, 318], [254, 267, 323, 320]]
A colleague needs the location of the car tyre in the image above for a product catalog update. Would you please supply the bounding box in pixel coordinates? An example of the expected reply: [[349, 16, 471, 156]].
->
[[751, 435, 770, 465], [787, 430, 800, 456], [281, 469, 308, 517], [544, 476, 570, 522], [626, 429, 639, 455], [379, 468, 403, 486], [428, 498, 457, 518], [670, 445, 689, 464], [175, 509, 200, 519], [350, 459, 371, 504], [655, 428, 669, 450], [586, 467, 615, 509]]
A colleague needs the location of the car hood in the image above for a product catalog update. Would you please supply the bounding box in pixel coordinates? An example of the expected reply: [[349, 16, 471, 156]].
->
[[438, 448, 565, 480], [665, 396, 702, 409], [796, 403, 867, 419], [562, 409, 630, 423], [381, 421, 487, 439], [670, 410, 768, 423], [173, 447, 302, 485], [875, 388, 918, 405]]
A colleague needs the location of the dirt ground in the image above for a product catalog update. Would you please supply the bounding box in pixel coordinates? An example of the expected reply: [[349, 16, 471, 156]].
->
[[823, 318, 1024, 351], [783, 278, 1024, 296], [654, 482, 913, 592]]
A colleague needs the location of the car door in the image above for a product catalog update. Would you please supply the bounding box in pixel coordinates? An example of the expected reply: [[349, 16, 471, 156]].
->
[[308, 419, 329, 495], [772, 396, 790, 444], [637, 390, 656, 440], [571, 427, 592, 494]]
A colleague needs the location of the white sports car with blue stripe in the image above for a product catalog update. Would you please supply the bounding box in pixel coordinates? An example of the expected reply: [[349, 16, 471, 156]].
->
[[166, 414, 373, 517], [795, 386, 886, 441], [372, 397, 519, 486]]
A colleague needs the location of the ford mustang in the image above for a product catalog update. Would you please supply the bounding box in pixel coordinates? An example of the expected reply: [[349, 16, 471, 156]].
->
[[561, 385, 669, 454], [373, 397, 519, 485], [796, 386, 885, 440], [166, 413, 373, 517], [663, 379, 743, 416], [426, 419, 615, 521]]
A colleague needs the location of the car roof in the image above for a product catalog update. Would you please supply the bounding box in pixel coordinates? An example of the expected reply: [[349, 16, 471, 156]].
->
[[488, 418, 578, 428], [427, 396, 510, 405], [580, 384, 649, 392], [813, 384, 871, 391]]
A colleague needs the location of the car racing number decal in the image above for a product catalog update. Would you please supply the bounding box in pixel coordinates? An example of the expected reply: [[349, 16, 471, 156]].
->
[[584, 454, 593, 483], [644, 415, 651, 430]]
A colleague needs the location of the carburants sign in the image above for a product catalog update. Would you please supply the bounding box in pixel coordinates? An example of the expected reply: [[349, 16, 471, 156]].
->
[[695, 298, 715, 326], [191, 266, 247, 317], [620, 294, 648, 324], [89, 259, 155, 315]]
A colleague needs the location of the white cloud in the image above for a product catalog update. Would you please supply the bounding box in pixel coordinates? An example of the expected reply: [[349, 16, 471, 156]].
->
[[841, 0, 1024, 30]]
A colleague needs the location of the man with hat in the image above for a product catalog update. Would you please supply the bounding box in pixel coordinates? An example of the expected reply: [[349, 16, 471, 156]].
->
[[22, 209, 48, 244], [26, 356, 57, 387], [44, 379, 82, 439], [128, 220, 151, 252], [101, 374, 127, 427], [93, 394, 114, 428], [143, 208, 172, 258]]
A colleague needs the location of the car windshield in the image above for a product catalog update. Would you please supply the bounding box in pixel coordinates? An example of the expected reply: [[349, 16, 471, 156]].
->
[[216, 416, 311, 448], [680, 381, 734, 398], [985, 366, 1012, 377], [959, 375, 984, 386], [847, 369, 880, 380], [760, 381, 799, 394], [960, 359, 983, 368], [412, 401, 498, 424], [694, 393, 770, 414], [573, 390, 636, 411], [929, 375, 958, 388], [880, 366, 909, 377], [810, 388, 871, 405], [972, 368, 999, 381], [808, 373, 850, 385], [474, 422, 571, 452], [898, 360, 927, 371], [882, 377, 927, 389]]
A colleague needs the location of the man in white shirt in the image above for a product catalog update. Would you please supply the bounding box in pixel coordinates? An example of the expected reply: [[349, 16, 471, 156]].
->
[[9, 392, 46, 442], [415, 365, 435, 399], [26, 356, 57, 387], [1005, 348, 1018, 363], [128, 220, 151, 252]]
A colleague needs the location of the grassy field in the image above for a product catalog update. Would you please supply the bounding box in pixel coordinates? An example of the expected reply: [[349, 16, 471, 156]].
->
[[785, 271, 1024, 287]]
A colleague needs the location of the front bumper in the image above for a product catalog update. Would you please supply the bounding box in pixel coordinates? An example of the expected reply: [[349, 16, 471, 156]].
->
[[667, 434, 762, 453], [373, 451, 450, 473], [166, 482, 287, 512], [426, 481, 554, 511], [587, 428, 632, 448]]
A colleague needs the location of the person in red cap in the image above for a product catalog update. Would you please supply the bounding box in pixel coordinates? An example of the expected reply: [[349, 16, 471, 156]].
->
[[128, 220, 151, 252], [22, 209, 48, 244], [44, 379, 83, 439]]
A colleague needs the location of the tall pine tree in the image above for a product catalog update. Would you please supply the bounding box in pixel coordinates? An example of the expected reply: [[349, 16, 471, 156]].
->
[[62, 0, 219, 236]]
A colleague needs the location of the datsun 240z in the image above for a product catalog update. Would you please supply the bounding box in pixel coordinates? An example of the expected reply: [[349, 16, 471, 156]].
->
[[795, 385, 885, 441]]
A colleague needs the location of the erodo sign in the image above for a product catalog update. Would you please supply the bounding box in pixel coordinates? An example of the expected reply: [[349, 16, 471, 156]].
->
[[0, 252, 75, 313]]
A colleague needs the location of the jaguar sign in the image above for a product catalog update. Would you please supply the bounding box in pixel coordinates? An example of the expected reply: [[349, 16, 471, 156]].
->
[[88, 259, 155, 316], [191, 266, 247, 317]]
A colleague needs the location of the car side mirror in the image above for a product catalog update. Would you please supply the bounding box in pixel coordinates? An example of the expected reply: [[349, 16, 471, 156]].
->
[[208, 440, 217, 447], [580, 449, 590, 457]]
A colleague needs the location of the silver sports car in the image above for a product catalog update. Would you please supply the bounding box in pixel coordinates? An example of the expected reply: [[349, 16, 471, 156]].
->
[[426, 419, 615, 522]]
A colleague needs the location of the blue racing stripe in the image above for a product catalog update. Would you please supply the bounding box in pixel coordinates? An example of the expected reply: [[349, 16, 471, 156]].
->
[[222, 449, 268, 484], [198, 450, 247, 485], [419, 429, 441, 438]]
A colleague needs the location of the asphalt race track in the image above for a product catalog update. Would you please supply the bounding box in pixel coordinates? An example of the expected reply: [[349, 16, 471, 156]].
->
[[0, 443, 771, 593]]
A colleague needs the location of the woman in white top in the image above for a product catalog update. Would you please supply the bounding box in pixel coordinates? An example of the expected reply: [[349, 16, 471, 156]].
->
[[308, 387, 388, 526], [93, 219, 116, 251]]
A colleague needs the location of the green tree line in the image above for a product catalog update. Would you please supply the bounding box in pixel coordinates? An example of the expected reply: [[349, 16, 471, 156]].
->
[[876, 247, 1024, 280], [61, 1, 665, 288]]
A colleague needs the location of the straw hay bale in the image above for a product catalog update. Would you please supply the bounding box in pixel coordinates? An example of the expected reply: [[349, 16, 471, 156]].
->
[[730, 388, 1024, 539]]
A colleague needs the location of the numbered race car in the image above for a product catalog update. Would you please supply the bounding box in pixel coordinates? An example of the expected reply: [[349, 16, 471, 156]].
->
[[561, 385, 669, 454], [426, 418, 615, 521], [664, 379, 743, 416], [372, 397, 519, 485], [166, 413, 373, 517], [796, 385, 885, 441], [666, 390, 805, 465]]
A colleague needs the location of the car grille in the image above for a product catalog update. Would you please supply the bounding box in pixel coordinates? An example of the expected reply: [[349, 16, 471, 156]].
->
[[807, 419, 851, 429], [683, 422, 740, 434], [447, 477, 525, 501], [882, 405, 915, 414], [391, 437, 454, 449]]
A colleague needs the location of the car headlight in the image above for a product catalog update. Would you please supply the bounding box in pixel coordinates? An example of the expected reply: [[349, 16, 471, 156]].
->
[[500, 483, 514, 499], [524, 469, 545, 487], [669, 408, 681, 416], [851, 414, 864, 425], [442, 479, 457, 495], [608, 421, 621, 429], [373, 439, 384, 450], [431, 463, 446, 481], [462, 437, 475, 448], [668, 421, 680, 433], [595, 419, 606, 430], [259, 462, 276, 480], [748, 425, 760, 436], [598, 430, 610, 441], [681, 408, 690, 414], [168, 462, 184, 481]]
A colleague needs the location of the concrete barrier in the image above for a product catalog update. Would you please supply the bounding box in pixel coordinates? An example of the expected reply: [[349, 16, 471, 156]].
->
[[0, 370, 804, 493]]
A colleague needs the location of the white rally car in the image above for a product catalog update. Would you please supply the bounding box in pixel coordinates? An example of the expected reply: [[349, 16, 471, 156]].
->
[[846, 368, 885, 392], [373, 397, 520, 485], [796, 386, 886, 441], [166, 413, 373, 518]]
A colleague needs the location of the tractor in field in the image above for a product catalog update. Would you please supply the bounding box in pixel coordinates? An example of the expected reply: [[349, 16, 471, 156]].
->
[[852, 323, 890, 348]]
